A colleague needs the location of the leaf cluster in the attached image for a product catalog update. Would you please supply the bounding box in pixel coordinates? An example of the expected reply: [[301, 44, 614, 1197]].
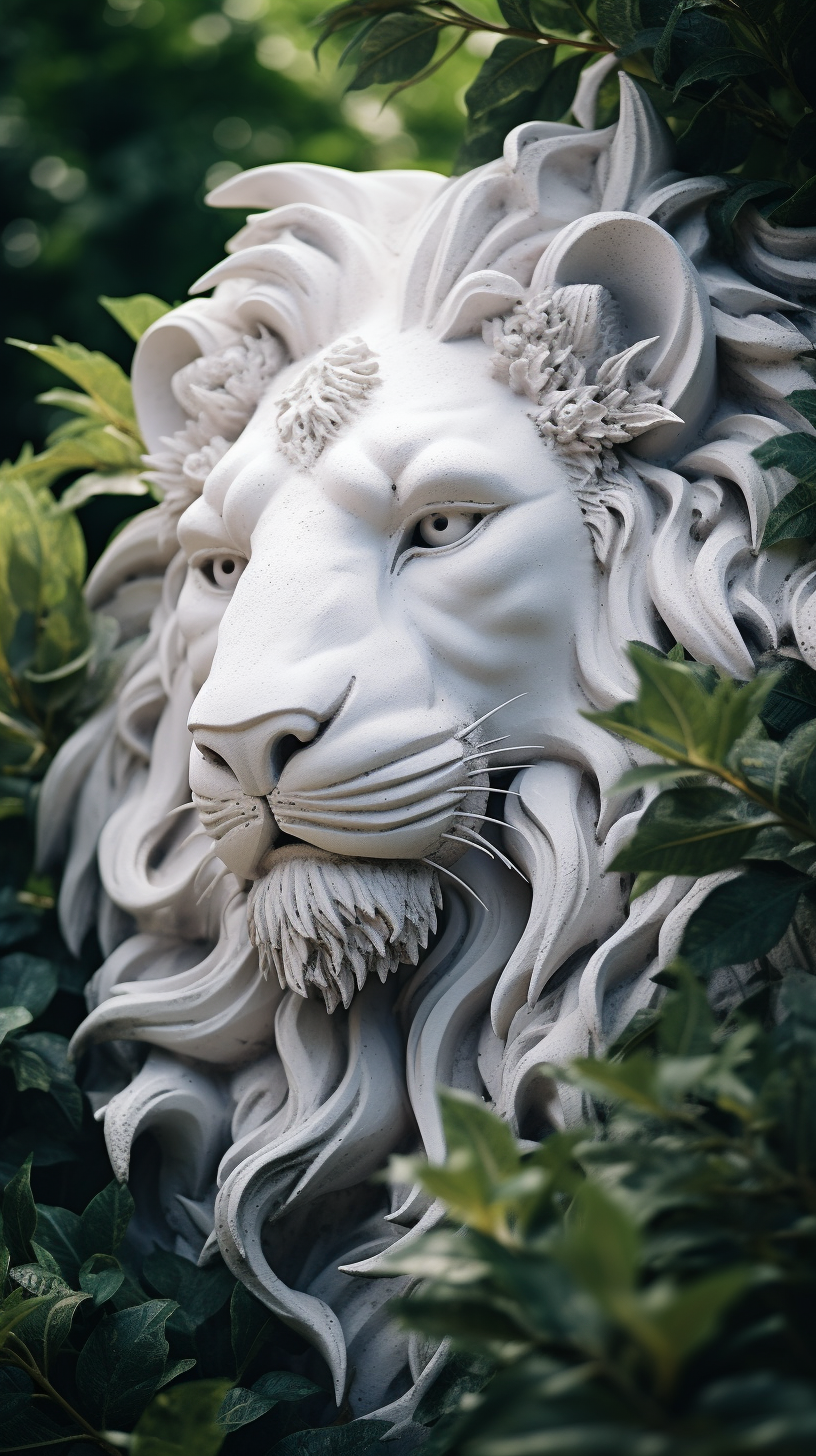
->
[[583, 636, 816, 978], [0, 296, 168, 809], [315, 0, 816, 206], [379, 966, 816, 1454]]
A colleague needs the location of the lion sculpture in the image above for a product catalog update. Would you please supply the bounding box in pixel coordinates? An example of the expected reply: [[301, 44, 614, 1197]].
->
[[39, 75, 816, 1423]]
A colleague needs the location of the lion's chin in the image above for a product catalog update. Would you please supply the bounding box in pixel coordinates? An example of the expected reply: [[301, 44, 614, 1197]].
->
[[247, 844, 442, 1013]]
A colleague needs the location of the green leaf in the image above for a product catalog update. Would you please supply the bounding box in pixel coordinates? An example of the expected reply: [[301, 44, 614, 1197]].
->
[[676, 104, 752, 176], [610, 787, 768, 876], [0, 952, 58, 1017], [99, 293, 172, 342], [143, 1249, 234, 1332], [536, 51, 588, 122], [230, 1281, 279, 1380], [80, 1178, 135, 1258], [80, 1252, 125, 1306], [216, 1385, 277, 1431], [0, 1290, 50, 1350], [760, 661, 816, 737], [498, 0, 534, 28], [464, 38, 553, 120], [611, 763, 707, 794], [6, 336, 137, 433], [0, 1006, 31, 1044], [19, 1286, 91, 1374], [769, 177, 816, 228], [754, 432, 816, 483], [348, 13, 441, 91], [33, 1204, 83, 1284], [656, 960, 715, 1055], [4, 1032, 83, 1125], [788, 391, 816, 429], [762, 480, 816, 547], [680, 867, 809, 974], [272, 1422, 392, 1456], [1, 1157, 36, 1265], [639, 1266, 757, 1395], [673, 47, 767, 98], [709, 181, 791, 252], [75, 1298, 179, 1428], [132, 1378, 232, 1456], [597, 0, 641, 47], [35, 386, 103, 418], [556, 1182, 639, 1298], [8, 1261, 71, 1297]]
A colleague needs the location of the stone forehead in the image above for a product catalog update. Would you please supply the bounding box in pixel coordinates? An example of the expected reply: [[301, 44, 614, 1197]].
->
[[275, 335, 381, 470]]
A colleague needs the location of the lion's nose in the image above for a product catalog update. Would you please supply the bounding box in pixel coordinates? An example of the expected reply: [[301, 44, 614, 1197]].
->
[[190, 711, 323, 797]]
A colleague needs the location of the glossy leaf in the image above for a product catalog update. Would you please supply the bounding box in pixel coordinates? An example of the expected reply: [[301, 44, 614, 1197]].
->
[[80, 1252, 126, 1306], [80, 1178, 135, 1258], [464, 39, 553, 120], [348, 14, 441, 91], [1, 1156, 37, 1265], [75, 1298, 180, 1428], [610, 787, 768, 876], [0, 952, 58, 1017], [272, 1421, 392, 1456], [144, 1248, 234, 1332], [673, 47, 767, 97], [680, 867, 809, 974]]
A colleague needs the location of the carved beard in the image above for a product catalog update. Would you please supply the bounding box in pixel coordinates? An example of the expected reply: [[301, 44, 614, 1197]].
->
[[247, 845, 442, 1013]]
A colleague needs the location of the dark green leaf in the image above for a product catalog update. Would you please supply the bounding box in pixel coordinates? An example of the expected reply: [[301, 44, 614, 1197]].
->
[[80, 1177, 135, 1258], [0, 1006, 31, 1044], [415, 1352, 494, 1425], [0, 889, 41, 950], [769, 177, 816, 228], [0, 953, 58, 1017], [9, 1261, 71, 1297], [272, 1422, 391, 1456], [33, 1203, 83, 1284], [498, 0, 535, 28], [754, 432, 816, 483], [680, 867, 809, 973], [676, 104, 752, 176], [760, 661, 816, 737], [673, 47, 767, 98], [597, 0, 641, 47], [656, 960, 716, 1054], [216, 1384, 276, 1431], [536, 51, 588, 121], [254, 1371, 322, 1401], [80, 1252, 125, 1306], [75, 1298, 178, 1428], [1, 1156, 36, 1265], [144, 1249, 234, 1332], [348, 14, 440, 91], [20, 1286, 91, 1373], [788, 391, 816, 429], [610, 787, 767, 876], [464, 38, 553, 120], [8, 1032, 83, 1125], [762, 480, 816, 546], [788, 112, 816, 170], [230, 1281, 279, 1380], [709, 182, 791, 253]]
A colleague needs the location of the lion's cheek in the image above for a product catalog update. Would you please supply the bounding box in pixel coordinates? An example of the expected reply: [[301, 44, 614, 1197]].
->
[[176, 577, 224, 690]]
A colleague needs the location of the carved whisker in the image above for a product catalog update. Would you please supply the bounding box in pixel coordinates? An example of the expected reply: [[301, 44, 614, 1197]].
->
[[178, 826, 210, 852], [462, 745, 543, 763], [164, 801, 195, 820], [455, 693, 528, 741], [443, 786, 522, 798], [467, 765, 535, 777], [191, 843, 221, 894], [452, 824, 530, 883], [454, 811, 526, 835], [195, 863, 230, 907], [421, 858, 489, 914], [441, 832, 495, 861]]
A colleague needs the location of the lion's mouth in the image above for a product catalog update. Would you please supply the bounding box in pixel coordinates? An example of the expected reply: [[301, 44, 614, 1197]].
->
[[190, 734, 490, 878], [269, 737, 485, 860]]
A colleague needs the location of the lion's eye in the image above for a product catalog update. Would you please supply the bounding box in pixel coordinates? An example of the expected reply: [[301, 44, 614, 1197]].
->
[[414, 511, 481, 549], [200, 554, 247, 589]]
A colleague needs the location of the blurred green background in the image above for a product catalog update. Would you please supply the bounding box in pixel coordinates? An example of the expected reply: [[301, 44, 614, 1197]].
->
[[0, 0, 489, 475]]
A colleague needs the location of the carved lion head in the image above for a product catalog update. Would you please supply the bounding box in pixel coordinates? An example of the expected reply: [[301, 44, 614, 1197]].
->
[[39, 77, 816, 1416]]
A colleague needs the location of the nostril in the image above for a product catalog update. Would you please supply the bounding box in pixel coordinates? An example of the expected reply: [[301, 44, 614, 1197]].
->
[[196, 743, 231, 771], [272, 734, 302, 781]]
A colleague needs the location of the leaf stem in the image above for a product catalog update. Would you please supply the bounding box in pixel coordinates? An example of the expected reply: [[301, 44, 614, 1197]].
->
[[3, 1338, 122, 1456]]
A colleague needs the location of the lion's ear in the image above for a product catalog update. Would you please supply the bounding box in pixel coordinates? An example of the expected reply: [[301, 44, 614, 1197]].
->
[[532, 210, 715, 460]]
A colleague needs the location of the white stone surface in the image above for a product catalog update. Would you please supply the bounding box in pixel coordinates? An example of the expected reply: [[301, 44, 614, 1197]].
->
[[38, 76, 816, 1418]]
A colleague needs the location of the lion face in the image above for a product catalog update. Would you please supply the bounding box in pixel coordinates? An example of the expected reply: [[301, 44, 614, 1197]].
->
[[178, 326, 596, 876]]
